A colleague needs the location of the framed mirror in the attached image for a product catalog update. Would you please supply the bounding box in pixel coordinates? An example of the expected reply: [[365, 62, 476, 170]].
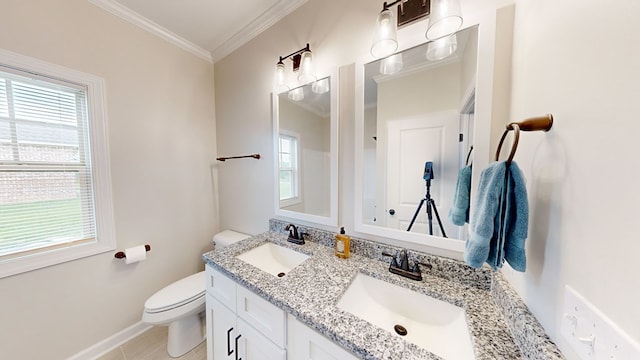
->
[[355, 10, 502, 252], [273, 74, 338, 227]]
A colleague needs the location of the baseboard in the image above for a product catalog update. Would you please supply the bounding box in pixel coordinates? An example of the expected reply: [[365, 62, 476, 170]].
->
[[67, 321, 152, 360]]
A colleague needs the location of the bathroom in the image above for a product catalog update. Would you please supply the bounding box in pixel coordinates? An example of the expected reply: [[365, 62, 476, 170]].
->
[[0, 0, 639, 359]]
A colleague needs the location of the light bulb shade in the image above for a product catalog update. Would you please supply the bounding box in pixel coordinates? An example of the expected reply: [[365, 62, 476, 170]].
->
[[426, 34, 458, 61], [312, 78, 330, 94], [273, 62, 289, 92], [379, 53, 404, 75], [288, 87, 304, 101], [371, 9, 398, 58], [425, 0, 463, 40], [297, 50, 316, 83]]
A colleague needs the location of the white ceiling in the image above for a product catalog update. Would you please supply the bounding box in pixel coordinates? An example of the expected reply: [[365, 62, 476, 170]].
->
[[89, 0, 308, 63]]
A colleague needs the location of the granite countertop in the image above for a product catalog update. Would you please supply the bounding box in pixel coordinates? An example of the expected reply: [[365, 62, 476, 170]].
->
[[203, 226, 563, 360]]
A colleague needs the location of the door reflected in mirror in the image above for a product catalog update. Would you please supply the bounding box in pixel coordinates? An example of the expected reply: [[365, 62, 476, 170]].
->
[[361, 26, 478, 241], [274, 76, 338, 226]]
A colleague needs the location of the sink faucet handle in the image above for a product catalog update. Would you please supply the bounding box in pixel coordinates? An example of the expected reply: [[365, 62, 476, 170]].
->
[[381, 252, 399, 268], [417, 262, 433, 271]]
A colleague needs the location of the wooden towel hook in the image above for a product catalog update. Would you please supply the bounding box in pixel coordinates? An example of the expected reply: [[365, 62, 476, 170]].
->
[[496, 114, 554, 166]]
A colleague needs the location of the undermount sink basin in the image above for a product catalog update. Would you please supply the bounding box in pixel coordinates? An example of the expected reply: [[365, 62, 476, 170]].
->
[[236, 242, 310, 277], [337, 273, 475, 360]]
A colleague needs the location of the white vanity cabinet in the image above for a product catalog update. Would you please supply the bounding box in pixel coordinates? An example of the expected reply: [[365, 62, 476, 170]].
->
[[206, 265, 286, 360], [205, 264, 358, 360]]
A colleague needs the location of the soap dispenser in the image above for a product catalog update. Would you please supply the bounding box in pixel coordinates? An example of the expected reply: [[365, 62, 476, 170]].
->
[[334, 227, 350, 259]]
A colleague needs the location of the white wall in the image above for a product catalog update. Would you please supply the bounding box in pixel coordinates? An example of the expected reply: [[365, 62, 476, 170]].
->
[[214, 0, 381, 235], [215, 0, 640, 357], [502, 0, 640, 355], [0, 0, 217, 358]]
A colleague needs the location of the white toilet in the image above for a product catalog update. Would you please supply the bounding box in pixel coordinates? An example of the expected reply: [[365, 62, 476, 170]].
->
[[142, 230, 249, 357]]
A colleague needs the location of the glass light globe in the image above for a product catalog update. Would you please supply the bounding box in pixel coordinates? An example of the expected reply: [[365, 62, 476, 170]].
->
[[379, 53, 404, 75], [288, 87, 304, 101], [371, 9, 398, 58], [426, 0, 463, 40], [297, 50, 316, 84], [426, 34, 458, 61]]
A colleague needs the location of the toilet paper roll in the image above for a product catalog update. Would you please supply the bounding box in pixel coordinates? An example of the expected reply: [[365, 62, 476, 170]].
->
[[124, 245, 147, 264]]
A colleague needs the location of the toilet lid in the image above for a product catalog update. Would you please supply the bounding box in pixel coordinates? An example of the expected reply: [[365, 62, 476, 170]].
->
[[144, 271, 205, 313]]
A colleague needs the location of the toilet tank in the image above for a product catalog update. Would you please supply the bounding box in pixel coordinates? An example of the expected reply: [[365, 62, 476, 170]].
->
[[213, 230, 250, 248]]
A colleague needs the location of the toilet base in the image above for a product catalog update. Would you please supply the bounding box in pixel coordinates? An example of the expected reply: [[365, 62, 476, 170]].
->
[[166, 313, 205, 358]]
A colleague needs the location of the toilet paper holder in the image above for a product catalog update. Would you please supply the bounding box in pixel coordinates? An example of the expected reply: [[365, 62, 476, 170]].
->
[[114, 245, 151, 259]]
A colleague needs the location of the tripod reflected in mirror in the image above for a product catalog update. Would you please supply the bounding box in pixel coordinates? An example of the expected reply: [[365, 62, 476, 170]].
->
[[406, 161, 447, 237]]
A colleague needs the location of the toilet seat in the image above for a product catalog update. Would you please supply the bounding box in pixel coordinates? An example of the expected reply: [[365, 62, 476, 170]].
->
[[144, 271, 205, 314]]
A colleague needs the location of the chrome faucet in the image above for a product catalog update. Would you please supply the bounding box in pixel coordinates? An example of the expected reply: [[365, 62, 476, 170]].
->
[[284, 224, 306, 245], [382, 249, 431, 281]]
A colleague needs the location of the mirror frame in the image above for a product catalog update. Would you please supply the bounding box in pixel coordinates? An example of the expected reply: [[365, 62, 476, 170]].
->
[[354, 9, 504, 253], [272, 71, 339, 227]]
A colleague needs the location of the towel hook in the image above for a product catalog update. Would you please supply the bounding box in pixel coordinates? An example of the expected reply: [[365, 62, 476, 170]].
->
[[465, 145, 474, 166], [495, 114, 553, 166]]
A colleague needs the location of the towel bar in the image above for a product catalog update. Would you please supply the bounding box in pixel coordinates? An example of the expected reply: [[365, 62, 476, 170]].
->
[[216, 153, 261, 162]]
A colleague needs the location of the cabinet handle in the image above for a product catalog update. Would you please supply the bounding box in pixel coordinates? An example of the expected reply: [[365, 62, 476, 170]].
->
[[235, 334, 242, 360], [227, 327, 234, 356]]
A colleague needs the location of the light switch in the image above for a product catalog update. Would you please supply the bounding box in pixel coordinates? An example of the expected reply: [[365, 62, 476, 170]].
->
[[561, 286, 640, 360]]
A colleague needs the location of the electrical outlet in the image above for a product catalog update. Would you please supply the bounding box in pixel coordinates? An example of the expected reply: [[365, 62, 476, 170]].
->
[[561, 286, 640, 360]]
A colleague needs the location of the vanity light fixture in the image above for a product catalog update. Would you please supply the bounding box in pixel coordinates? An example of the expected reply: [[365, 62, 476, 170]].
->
[[274, 43, 316, 91], [371, 0, 463, 59]]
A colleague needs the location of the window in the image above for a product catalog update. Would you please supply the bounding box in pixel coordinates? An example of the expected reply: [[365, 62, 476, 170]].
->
[[278, 133, 300, 206], [0, 50, 114, 278]]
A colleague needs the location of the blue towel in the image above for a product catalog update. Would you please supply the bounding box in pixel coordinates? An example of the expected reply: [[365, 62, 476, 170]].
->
[[449, 165, 472, 226], [464, 161, 528, 271]]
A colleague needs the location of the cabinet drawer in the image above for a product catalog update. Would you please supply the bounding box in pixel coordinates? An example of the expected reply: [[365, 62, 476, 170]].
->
[[236, 285, 286, 348], [206, 265, 236, 310], [238, 318, 286, 360]]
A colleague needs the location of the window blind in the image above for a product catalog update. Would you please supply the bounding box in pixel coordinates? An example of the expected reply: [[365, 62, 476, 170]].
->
[[0, 68, 96, 258]]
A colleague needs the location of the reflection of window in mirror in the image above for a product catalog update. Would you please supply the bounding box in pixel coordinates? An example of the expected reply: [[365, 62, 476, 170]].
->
[[278, 132, 300, 207]]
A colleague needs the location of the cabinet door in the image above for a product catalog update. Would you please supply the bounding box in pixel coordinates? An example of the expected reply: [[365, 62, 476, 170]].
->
[[237, 318, 286, 360], [206, 294, 214, 360], [288, 316, 358, 360], [207, 295, 238, 360]]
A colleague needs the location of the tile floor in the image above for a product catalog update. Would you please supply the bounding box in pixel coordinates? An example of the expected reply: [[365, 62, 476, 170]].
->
[[96, 326, 206, 360]]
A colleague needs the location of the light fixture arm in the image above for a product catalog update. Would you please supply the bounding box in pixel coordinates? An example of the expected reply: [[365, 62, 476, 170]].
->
[[278, 43, 311, 72], [382, 0, 426, 16]]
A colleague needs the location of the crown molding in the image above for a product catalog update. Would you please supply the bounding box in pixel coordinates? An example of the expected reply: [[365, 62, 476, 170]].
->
[[88, 0, 213, 63], [211, 0, 309, 62]]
